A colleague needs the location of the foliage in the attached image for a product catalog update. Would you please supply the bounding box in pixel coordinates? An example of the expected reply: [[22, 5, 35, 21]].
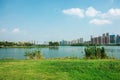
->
[[0, 41, 33, 47], [0, 41, 16, 46], [24, 50, 43, 60], [84, 46, 107, 59], [49, 41, 59, 46], [0, 59, 119, 80]]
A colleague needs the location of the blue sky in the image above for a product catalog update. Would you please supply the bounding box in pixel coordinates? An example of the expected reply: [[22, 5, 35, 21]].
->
[[0, 0, 120, 43]]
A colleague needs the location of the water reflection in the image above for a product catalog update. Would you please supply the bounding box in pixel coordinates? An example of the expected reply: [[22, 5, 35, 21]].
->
[[48, 46, 59, 50]]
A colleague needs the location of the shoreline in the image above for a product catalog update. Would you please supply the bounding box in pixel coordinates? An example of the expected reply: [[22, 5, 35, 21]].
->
[[0, 45, 120, 48]]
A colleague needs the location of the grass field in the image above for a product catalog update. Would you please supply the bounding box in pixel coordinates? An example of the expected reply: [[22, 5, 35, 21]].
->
[[0, 59, 120, 80]]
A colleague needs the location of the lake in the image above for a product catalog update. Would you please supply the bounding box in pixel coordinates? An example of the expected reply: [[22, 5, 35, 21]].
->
[[0, 46, 120, 59]]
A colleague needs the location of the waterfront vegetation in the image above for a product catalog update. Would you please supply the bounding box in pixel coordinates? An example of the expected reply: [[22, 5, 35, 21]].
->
[[84, 46, 107, 59], [49, 41, 59, 46], [0, 44, 120, 80], [0, 59, 120, 80], [23, 46, 108, 60], [24, 50, 44, 60], [0, 41, 60, 48], [0, 41, 120, 49], [0, 41, 33, 47]]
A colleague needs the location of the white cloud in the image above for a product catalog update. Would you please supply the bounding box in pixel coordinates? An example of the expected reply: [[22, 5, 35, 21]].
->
[[12, 28, 20, 33], [101, 8, 120, 18], [63, 7, 120, 19], [62, 7, 120, 25], [89, 19, 111, 25], [85, 7, 100, 17], [108, 8, 120, 16], [62, 8, 84, 18]]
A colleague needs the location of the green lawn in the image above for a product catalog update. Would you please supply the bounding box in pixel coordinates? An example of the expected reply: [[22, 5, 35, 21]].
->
[[0, 59, 120, 80]]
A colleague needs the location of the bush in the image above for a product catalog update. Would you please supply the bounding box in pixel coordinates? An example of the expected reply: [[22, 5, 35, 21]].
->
[[84, 46, 107, 59], [24, 50, 44, 60]]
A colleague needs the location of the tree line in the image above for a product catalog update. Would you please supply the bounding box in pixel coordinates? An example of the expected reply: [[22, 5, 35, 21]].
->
[[0, 41, 33, 47]]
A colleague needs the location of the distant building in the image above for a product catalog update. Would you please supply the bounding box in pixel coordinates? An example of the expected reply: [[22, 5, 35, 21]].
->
[[69, 38, 84, 45], [110, 35, 116, 44], [102, 33, 105, 44], [91, 36, 97, 44], [96, 33, 120, 44], [77, 38, 83, 44], [116, 35, 120, 44], [94, 37, 98, 44], [80, 38, 84, 43], [98, 36, 102, 44], [66, 41, 71, 45], [91, 36, 93, 44], [43, 41, 49, 45], [60, 40, 68, 46], [105, 33, 110, 44]]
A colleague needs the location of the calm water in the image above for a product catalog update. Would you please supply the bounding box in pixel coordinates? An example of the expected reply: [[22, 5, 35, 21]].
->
[[0, 46, 120, 59]]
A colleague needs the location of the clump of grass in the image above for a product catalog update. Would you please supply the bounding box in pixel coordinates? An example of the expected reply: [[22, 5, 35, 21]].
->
[[84, 46, 108, 59], [24, 50, 44, 60]]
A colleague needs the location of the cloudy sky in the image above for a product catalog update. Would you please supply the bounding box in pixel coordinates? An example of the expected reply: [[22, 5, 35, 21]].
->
[[0, 0, 120, 43]]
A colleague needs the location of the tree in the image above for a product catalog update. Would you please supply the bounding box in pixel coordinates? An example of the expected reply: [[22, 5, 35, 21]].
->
[[49, 41, 59, 46]]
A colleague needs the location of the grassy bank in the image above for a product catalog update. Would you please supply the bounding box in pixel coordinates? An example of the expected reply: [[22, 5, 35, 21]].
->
[[0, 59, 120, 80]]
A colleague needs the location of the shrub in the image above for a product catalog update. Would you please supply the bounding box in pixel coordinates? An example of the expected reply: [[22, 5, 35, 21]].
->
[[84, 46, 107, 59], [24, 50, 44, 60]]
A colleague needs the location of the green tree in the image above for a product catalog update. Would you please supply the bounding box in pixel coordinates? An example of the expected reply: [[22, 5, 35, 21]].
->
[[49, 41, 59, 46]]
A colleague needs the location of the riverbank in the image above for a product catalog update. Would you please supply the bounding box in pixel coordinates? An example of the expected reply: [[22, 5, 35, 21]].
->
[[0, 45, 49, 48], [0, 45, 60, 48], [0, 44, 120, 48], [0, 59, 120, 80]]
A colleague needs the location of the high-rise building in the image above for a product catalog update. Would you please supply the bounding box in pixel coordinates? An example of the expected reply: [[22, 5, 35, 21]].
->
[[79, 38, 83, 43], [116, 35, 120, 44], [92, 38, 95, 44], [70, 38, 83, 45], [102, 33, 105, 44], [60, 40, 67, 46], [106, 33, 110, 44], [110, 35, 116, 44], [91, 33, 110, 45], [91, 35, 93, 44], [98, 36, 102, 44], [94, 37, 97, 44]]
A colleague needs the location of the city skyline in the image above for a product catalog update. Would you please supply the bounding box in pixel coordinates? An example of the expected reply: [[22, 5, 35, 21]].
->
[[1, 32, 119, 45], [0, 0, 120, 43]]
